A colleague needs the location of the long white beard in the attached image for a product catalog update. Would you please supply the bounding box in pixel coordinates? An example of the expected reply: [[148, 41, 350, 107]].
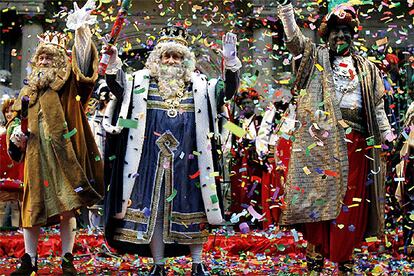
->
[[157, 64, 187, 100], [27, 66, 59, 91]]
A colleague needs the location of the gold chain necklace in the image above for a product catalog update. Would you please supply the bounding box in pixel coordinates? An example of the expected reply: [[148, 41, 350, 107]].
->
[[158, 81, 186, 118]]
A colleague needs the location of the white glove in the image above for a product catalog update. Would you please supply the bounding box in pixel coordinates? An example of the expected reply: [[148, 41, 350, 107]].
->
[[101, 44, 122, 75], [222, 32, 237, 62], [10, 126, 28, 150], [66, 0, 97, 31], [222, 32, 242, 71]]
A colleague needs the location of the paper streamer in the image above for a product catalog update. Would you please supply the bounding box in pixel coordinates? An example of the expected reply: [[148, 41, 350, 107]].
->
[[63, 128, 77, 139], [166, 189, 177, 202], [239, 222, 250, 234], [223, 121, 246, 138], [247, 205, 265, 220], [118, 118, 138, 129]]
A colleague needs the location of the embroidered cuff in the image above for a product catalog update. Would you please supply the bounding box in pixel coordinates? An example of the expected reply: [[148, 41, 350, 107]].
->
[[224, 57, 242, 72]]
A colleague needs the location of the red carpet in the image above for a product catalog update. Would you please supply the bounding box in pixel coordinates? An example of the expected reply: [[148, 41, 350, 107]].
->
[[0, 228, 412, 275], [0, 229, 306, 258]]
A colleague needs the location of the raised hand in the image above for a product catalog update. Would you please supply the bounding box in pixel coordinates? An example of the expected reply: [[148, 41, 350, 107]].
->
[[100, 43, 118, 67], [10, 126, 27, 151], [67, 0, 97, 30], [100, 41, 122, 75], [222, 32, 238, 62]]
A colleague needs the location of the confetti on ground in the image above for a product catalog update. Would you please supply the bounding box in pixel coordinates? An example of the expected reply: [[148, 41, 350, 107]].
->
[[0, 227, 413, 275]]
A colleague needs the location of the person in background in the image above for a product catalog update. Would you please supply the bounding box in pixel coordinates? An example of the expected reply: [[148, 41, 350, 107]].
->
[[0, 70, 17, 126], [256, 98, 295, 229], [228, 89, 265, 228], [87, 78, 111, 156], [393, 101, 414, 258], [0, 98, 23, 229], [86, 78, 111, 230]]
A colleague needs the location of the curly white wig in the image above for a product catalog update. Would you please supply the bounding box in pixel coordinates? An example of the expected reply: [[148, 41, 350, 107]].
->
[[145, 41, 196, 82]]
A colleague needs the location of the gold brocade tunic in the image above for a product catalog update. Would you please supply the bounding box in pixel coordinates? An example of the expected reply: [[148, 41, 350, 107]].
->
[[280, 27, 390, 237]]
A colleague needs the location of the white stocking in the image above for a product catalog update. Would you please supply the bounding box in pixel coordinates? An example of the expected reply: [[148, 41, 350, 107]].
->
[[189, 243, 203, 264], [23, 226, 40, 266], [60, 211, 76, 255], [150, 194, 165, 265]]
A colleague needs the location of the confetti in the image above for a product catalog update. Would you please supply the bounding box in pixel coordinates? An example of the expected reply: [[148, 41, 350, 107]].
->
[[223, 121, 246, 138], [239, 222, 250, 234], [210, 194, 218, 204], [63, 128, 77, 139], [166, 189, 177, 202], [189, 170, 200, 179], [247, 205, 264, 220], [315, 63, 324, 71], [302, 166, 311, 175], [118, 118, 138, 129], [133, 87, 145, 94]]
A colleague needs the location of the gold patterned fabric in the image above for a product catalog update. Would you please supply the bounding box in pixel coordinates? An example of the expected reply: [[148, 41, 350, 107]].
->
[[280, 36, 349, 225], [147, 100, 194, 112], [281, 27, 388, 237]]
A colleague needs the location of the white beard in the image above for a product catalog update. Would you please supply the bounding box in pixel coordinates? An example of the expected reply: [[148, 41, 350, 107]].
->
[[27, 66, 59, 91], [157, 64, 187, 99]]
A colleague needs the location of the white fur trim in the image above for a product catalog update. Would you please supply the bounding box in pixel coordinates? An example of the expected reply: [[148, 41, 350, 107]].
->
[[114, 69, 150, 219], [192, 73, 224, 225], [102, 74, 134, 135]]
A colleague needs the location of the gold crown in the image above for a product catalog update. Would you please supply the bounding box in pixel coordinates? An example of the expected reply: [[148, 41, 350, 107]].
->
[[37, 31, 68, 49], [158, 26, 188, 46]]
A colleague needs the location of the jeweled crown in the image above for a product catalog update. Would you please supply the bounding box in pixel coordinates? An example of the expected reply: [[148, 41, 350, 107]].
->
[[158, 26, 188, 46], [37, 31, 68, 49]]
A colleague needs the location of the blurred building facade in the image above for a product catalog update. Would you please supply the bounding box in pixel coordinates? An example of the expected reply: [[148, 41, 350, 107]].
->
[[0, 0, 412, 94]]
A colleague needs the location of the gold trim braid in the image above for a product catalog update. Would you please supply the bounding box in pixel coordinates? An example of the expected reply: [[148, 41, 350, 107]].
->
[[114, 131, 208, 245], [147, 100, 194, 112]]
